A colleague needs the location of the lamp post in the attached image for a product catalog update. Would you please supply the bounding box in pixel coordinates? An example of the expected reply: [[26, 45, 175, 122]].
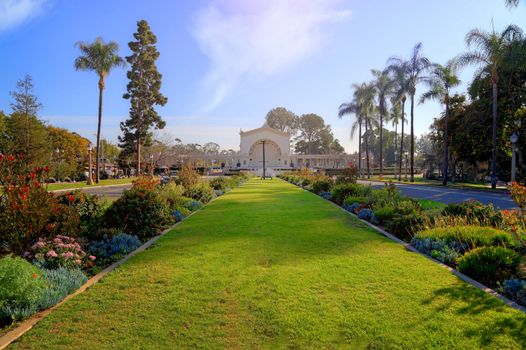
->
[[404, 151, 409, 181], [511, 132, 519, 182], [87, 143, 93, 185], [262, 140, 266, 179], [113, 156, 117, 179], [150, 154, 154, 177]]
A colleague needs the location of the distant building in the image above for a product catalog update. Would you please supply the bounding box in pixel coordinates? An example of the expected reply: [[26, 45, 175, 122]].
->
[[239, 121, 350, 171]]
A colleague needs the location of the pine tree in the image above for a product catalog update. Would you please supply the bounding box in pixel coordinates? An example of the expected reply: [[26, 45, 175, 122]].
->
[[120, 20, 167, 175]]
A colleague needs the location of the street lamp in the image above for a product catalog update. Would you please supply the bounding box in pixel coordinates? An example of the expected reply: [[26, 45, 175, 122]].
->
[[150, 154, 154, 177], [87, 143, 93, 185], [113, 156, 117, 179], [55, 148, 61, 181], [511, 132, 519, 182]]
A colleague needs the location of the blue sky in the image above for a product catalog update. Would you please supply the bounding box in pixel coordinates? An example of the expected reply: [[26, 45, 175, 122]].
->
[[0, 0, 524, 152]]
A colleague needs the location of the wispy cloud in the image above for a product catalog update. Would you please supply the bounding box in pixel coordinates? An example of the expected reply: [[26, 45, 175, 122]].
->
[[193, 0, 350, 112], [0, 0, 49, 32]]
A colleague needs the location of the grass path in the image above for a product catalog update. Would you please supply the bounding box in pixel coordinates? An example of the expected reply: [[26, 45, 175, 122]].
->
[[10, 179, 526, 349]]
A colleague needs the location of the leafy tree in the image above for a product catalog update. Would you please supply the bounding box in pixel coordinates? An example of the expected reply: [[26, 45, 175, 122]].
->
[[10, 75, 43, 169], [294, 114, 343, 155], [120, 20, 168, 175], [371, 69, 394, 176], [506, 0, 519, 7], [47, 126, 90, 179], [388, 43, 432, 182], [420, 60, 460, 185], [74, 37, 125, 183], [265, 107, 298, 134], [457, 24, 523, 188]]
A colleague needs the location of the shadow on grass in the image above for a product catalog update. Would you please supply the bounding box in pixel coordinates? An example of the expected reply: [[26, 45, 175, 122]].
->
[[423, 283, 526, 348]]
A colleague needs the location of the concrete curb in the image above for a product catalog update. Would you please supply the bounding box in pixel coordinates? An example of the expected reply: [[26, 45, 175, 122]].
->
[[0, 183, 238, 350], [283, 179, 526, 314], [358, 179, 510, 194]]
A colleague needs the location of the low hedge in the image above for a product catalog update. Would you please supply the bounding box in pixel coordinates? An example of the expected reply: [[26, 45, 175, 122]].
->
[[414, 226, 514, 250]]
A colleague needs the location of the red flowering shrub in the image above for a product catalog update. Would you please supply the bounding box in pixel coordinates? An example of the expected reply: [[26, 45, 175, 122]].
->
[[29, 235, 94, 269], [0, 155, 81, 256], [132, 176, 160, 191]]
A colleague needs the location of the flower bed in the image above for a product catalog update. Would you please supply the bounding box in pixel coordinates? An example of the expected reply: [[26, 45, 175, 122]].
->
[[279, 170, 526, 308], [0, 155, 250, 330]]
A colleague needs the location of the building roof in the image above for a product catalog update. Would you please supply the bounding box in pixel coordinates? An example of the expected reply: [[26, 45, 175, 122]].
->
[[239, 121, 290, 137]]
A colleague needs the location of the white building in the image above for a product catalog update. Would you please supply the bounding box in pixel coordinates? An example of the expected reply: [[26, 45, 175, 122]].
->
[[238, 122, 350, 172]]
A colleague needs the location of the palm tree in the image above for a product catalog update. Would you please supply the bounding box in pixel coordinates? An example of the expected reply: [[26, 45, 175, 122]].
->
[[457, 25, 523, 188], [356, 83, 378, 178], [388, 43, 432, 182], [74, 37, 125, 183], [506, 0, 519, 7], [389, 96, 405, 179], [338, 99, 361, 176], [388, 63, 409, 181], [371, 69, 393, 177], [420, 60, 460, 186]]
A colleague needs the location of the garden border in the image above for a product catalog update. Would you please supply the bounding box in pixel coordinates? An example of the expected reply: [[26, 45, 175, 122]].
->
[[287, 178, 526, 314], [0, 184, 233, 350]]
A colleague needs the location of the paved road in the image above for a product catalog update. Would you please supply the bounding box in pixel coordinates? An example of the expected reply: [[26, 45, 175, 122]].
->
[[52, 184, 132, 199], [358, 180, 516, 209]]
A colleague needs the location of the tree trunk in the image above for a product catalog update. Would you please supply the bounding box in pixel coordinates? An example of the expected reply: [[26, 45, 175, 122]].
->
[[394, 121, 398, 179], [442, 97, 450, 186], [95, 79, 104, 184], [365, 117, 370, 179], [358, 116, 362, 178], [410, 92, 415, 182], [137, 137, 141, 176], [399, 99, 405, 181], [491, 82, 498, 189], [380, 108, 383, 177]]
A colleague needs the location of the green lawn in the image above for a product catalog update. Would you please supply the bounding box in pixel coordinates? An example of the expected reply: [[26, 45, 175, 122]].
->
[[46, 178, 135, 191], [10, 179, 526, 349]]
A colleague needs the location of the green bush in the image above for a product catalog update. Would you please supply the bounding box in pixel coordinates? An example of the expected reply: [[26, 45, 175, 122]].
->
[[458, 246, 522, 286], [184, 183, 215, 204], [374, 206, 397, 225], [311, 179, 332, 194], [442, 201, 503, 227], [209, 177, 233, 191], [343, 196, 368, 206], [103, 188, 173, 241], [37, 267, 87, 310], [332, 183, 371, 205], [414, 226, 514, 250], [386, 213, 427, 241], [157, 182, 185, 210], [0, 256, 45, 320]]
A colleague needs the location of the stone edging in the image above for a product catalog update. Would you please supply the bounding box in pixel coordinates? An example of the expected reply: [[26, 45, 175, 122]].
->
[[286, 179, 526, 314], [0, 185, 234, 350]]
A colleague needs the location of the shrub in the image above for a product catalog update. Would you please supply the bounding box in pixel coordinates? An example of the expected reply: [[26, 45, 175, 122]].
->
[[334, 167, 358, 184], [442, 201, 502, 227], [374, 206, 397, 225], [411, 237, 461, 265], [157, 182, 185, 210], [184, 183, 215, 204], [311, 178, 332, 194], [56, 191, 110, 238], [458, 246, 522, 286], [510, 181, 526, 211], [177, 163, 201, 188], [209, 177, 232, 191], [0, 256, 44, 320], [132, 176, 160, 191], [357, 208, 377, 223], [172, 210, 186, 222], [319, 192, 332, 200], [332, 183, 371, 205], [0, 156, 81, 256], [214, 189, 224, 197], [30, 235, 92, 270], [37, 267, 87, 310], [89, 233, 142, 261], [184, 200, 202, 212], [502, 279, 526, 306], [385, 213, 427, 241], [343, 196, 367, 207], [414, 226, 514, 250], [103, 188, 172, 241], [343, 202, 361, 213]]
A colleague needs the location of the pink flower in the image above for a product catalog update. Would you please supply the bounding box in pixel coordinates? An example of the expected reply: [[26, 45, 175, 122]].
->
[[88, 255, 96, 261], [63, 252, 74, 259], [46, 250, 58, 258], [74, 259, 82, 265]]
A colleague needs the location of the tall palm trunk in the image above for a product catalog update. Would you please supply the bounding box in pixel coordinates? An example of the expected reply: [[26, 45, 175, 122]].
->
[[410, 92, 415, 182], [399, 98, 405, 181], [394, 121, 398, 179], [491, 82, 498, 189], [358, 116, 362, 178], [379, 108, 384, 177], [442, 96, 450, 186], [365, 116, 371, 179], [95, 77, 104, 184]]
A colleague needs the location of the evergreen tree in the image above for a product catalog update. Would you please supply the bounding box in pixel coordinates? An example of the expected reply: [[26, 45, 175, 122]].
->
[[120, 20, 167, 174], [9, 75, 43, 168]]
